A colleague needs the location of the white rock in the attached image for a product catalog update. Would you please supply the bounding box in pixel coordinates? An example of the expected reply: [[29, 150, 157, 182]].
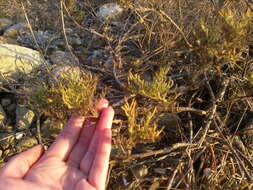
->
[[0, 44, 46, 80], [97, 3, 124, 21]]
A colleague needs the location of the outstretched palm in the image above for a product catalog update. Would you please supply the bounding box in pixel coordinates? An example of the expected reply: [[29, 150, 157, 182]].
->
[[0, 99, 114, 190]]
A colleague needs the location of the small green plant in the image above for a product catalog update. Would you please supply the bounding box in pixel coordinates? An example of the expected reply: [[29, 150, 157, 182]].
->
[[197, 8, 253, 66], [127, 66, 174, 104], [29, 70, 98, 120], [248, 72, 253, 85], [121, 99, 163, 149]]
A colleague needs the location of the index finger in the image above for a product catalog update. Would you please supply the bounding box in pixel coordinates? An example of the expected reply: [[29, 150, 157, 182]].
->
[[41, 114, 85, 161]]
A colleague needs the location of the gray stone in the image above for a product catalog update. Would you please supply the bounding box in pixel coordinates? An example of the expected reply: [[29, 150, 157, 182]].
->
[[48, 64, 82, 85], [0, 133, 14, 150], [0, 105, 6, 125], [158, 113, 181, 128], [50, 50, 79, 65], [3, 23, 28, 38], [97, 3, 124, 21], [64, 28, 82, 47], [16, 105, 35, 130], [0, 44, 46, 80], [6, 103, 16, 114], [158, 113, 181, 138], [0, 18, 12, 32], [87, 50, 104, 65], [1, 98, 11, 107], [17, 30, 59, 50]]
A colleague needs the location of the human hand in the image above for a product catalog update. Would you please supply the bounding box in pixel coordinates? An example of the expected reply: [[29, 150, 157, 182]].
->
[[0, 99, 114, 190]]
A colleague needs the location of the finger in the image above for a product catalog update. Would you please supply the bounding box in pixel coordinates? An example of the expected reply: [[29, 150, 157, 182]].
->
[[75, 179, 96, 190], [80, 107, 114, 175], [67, 99, 109, 167], [95, 98, 109, 113], [67, 122, 96, 167], [41, 115, 85, 161], [0, 145, 44, 178], [88, 128, 111, 190]]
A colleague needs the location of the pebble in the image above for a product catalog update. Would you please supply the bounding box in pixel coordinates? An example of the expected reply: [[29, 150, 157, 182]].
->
[[16, 105, 35, 130], [6, 103, 16, 114], [97, 3, 124, 21], [158, 113, 181, 137], [1, 98, 11, 107], [0, 105, 7, 125], [0, 133, 14, 150], [132, 165, 148, 179], [87, 50, 105, 65], [50, 50, 79, 65]]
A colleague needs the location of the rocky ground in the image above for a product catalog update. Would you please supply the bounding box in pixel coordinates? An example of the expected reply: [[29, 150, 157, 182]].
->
[[1, 0, 253, 189]]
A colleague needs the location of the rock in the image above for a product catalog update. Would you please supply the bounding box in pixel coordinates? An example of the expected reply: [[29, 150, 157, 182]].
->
[[50, 50, 79, 65], [0, 133, 14, 150], [41, 117, 64, 140], [6, 103, 16, 114], [64, 28, 82, 47], [203, 168, 213, 179], [15, 132, 24, 140], [49, 64, 82, 84], [17, 30, 59, 50], [15, 105, 35, 130], [3, 22, 28, 38], [1, 98, 11, 107], [0, 44, 46, 80], [97, 3, 124, 21], [0, 18, 12, 32], [132, 165, 148, 179], [0, 105, 7, 125], [158, 113, 181, 137], [87, 50, 105, 65], [16, 137, 38, 152]]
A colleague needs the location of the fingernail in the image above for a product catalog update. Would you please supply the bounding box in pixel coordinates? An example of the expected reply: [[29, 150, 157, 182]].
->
[[101, 98, 109, 107]]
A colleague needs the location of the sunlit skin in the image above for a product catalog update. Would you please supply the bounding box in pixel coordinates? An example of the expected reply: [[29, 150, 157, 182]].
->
[[0, 99, 114, 190]]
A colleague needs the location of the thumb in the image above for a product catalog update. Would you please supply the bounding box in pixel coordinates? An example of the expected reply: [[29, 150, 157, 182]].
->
[[0, 145, 44, 178]]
